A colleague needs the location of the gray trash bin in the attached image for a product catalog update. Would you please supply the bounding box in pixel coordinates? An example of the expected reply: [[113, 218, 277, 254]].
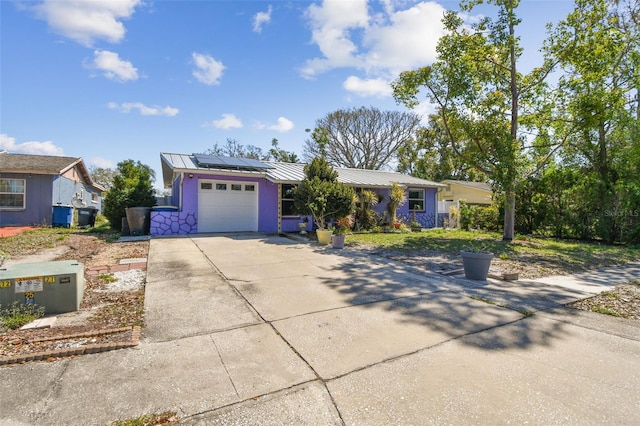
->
[[77, 207, 97, 227]]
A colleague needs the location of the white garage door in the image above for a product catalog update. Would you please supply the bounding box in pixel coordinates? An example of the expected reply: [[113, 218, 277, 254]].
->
[[198, 180, 258, 232]]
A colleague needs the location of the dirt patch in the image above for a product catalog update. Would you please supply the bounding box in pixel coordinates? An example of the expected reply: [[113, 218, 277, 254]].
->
[[570, 281, 640, 320], [351, 244, 640, 321], [356, 246, 571, 279], [1, 233, 149, 364]]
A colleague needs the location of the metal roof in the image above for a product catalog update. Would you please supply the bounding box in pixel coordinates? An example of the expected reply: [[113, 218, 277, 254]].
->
[[161, 152, 445, 189], [160, 153, 267, 187], [264, 161, 444, 188], [442, 179, 492, 192]]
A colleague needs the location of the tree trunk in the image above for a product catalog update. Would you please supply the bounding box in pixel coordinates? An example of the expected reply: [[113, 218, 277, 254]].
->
[[503, 189, 515, 241], [505, 0, 518, 243]]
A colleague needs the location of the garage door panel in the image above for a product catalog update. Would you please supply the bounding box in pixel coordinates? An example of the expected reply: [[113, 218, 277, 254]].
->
[[198, 180, 258, 232]]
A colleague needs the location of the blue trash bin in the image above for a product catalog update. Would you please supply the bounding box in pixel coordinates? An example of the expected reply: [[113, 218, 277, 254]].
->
[[52, 205, 73, 228]]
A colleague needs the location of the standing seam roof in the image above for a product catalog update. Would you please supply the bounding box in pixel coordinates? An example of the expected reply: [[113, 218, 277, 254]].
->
[[160, 153, 445, 188]]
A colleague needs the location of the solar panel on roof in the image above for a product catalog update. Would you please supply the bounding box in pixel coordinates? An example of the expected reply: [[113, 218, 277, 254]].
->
[[193, 154, 275, 170]]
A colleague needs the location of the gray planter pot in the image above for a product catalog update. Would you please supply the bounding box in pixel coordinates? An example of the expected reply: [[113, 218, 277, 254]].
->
[[460, 250, 494, 281], [331, 234, 345, 249], [125, 207, 152, 236]]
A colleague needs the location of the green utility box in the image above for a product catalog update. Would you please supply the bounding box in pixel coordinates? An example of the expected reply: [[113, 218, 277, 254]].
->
[[0, 260, 84, 314]]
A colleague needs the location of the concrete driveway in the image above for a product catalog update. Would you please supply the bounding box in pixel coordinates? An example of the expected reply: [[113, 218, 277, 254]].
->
[[1, 233, 639, 425]]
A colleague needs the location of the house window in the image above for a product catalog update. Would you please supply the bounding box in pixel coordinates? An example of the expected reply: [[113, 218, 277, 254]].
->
[[216, 183, 227, 190], [201, 183, 212, 190], [281, 184, 297, 216], [245, 184, 255, 191], [408, 188, 425, 211], [231, 184, 242, 191], [91, 192, 99, 203], [0, 178, 25, 210]]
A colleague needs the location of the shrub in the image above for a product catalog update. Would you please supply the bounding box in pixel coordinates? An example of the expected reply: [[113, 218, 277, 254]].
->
[[355, 189, 379, 230], [102, 160, 156, 231], [293, 158, 356, 229], [386, 182, 407, 225]]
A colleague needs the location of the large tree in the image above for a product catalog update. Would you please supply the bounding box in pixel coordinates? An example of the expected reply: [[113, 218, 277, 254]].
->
[[89, 166, 117, 191], [303, 106, 420, 170], [207, 138, 266, 160], [545, 0, 640, 243], [206, 138, 299, 163], [397, 114, 488, 182], [393, 0, 561, 240]]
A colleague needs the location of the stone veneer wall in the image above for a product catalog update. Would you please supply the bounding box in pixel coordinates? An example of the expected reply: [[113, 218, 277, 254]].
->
[[150, 211, 197, 235]]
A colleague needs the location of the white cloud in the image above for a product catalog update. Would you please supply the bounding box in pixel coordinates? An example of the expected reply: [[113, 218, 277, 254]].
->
[[343, 76, 392, 97], [364, 2, 446, 74], [412, 100, 437, 125], [108, 102, 179, 117], [192, 52, 225, 85], [207, 113, 243, 129], [0, 133, 64, 156], [301, 0, 369, 78], [85, 50, 138, 81], [260, 117, 294, 133], [301, 1, 447, 93], [31, 0, 141, 47], [89, 157, 115, 168], [253, 5, 272, 33]]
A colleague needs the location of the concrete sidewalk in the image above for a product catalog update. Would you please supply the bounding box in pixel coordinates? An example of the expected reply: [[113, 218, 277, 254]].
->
[[1, 234, 639, 425]]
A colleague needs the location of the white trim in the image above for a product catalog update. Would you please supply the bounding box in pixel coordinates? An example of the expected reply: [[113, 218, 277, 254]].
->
[[0, 178, 26, 210]]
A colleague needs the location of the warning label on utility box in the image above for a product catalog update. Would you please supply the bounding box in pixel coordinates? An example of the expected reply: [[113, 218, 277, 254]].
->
[[14, 277, 44, 293]]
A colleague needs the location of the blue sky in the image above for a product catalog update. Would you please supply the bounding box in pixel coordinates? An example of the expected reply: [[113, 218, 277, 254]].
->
[[1, 0, 575, 190]]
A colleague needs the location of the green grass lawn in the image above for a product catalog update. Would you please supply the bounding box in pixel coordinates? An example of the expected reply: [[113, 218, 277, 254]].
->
[[346, 228, 640, 270]]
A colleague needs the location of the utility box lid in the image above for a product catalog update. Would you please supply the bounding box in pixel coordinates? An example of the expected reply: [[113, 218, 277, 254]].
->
[[0, 260, 85, 315]]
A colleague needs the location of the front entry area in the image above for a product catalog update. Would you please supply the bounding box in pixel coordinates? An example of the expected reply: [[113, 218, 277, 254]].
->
[[197, 179, 258, 232]]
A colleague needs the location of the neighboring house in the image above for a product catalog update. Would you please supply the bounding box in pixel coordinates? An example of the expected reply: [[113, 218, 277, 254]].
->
[[153, 153, 446, 235], [436, 179, 493, 227], [438, 179, 493, 207], [0, 152, 105, 227]]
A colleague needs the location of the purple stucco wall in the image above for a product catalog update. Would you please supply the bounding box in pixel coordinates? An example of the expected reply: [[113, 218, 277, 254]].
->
[[151, 210, 197, 235], [372, 187, 438, 228], [150, 172, 440, 235], [260, 180, 279, 233], [151, 173, 279, 235], [0, 173, 54, 226]]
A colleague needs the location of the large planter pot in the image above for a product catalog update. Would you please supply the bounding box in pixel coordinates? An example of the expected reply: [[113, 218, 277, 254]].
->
[[331, 234, 345, 249], [316, 229, 333, 245], [125, 207, 152, 236], [460, 250, 494, 281]]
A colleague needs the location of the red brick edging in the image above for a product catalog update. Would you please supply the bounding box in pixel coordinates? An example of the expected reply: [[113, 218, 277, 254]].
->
[[0, 326, 141, 366], [86, 263, 147, 275]]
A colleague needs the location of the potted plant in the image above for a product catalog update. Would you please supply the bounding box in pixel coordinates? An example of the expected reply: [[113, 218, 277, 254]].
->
[[293, 158, 356, 245], [460, 241, 494, 281], [298, 217, 309, 235], [331, 216, 353, 249]]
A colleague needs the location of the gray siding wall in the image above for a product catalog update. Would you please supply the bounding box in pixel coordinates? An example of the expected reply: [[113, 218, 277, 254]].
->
[[53, 176, 102, 212]]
